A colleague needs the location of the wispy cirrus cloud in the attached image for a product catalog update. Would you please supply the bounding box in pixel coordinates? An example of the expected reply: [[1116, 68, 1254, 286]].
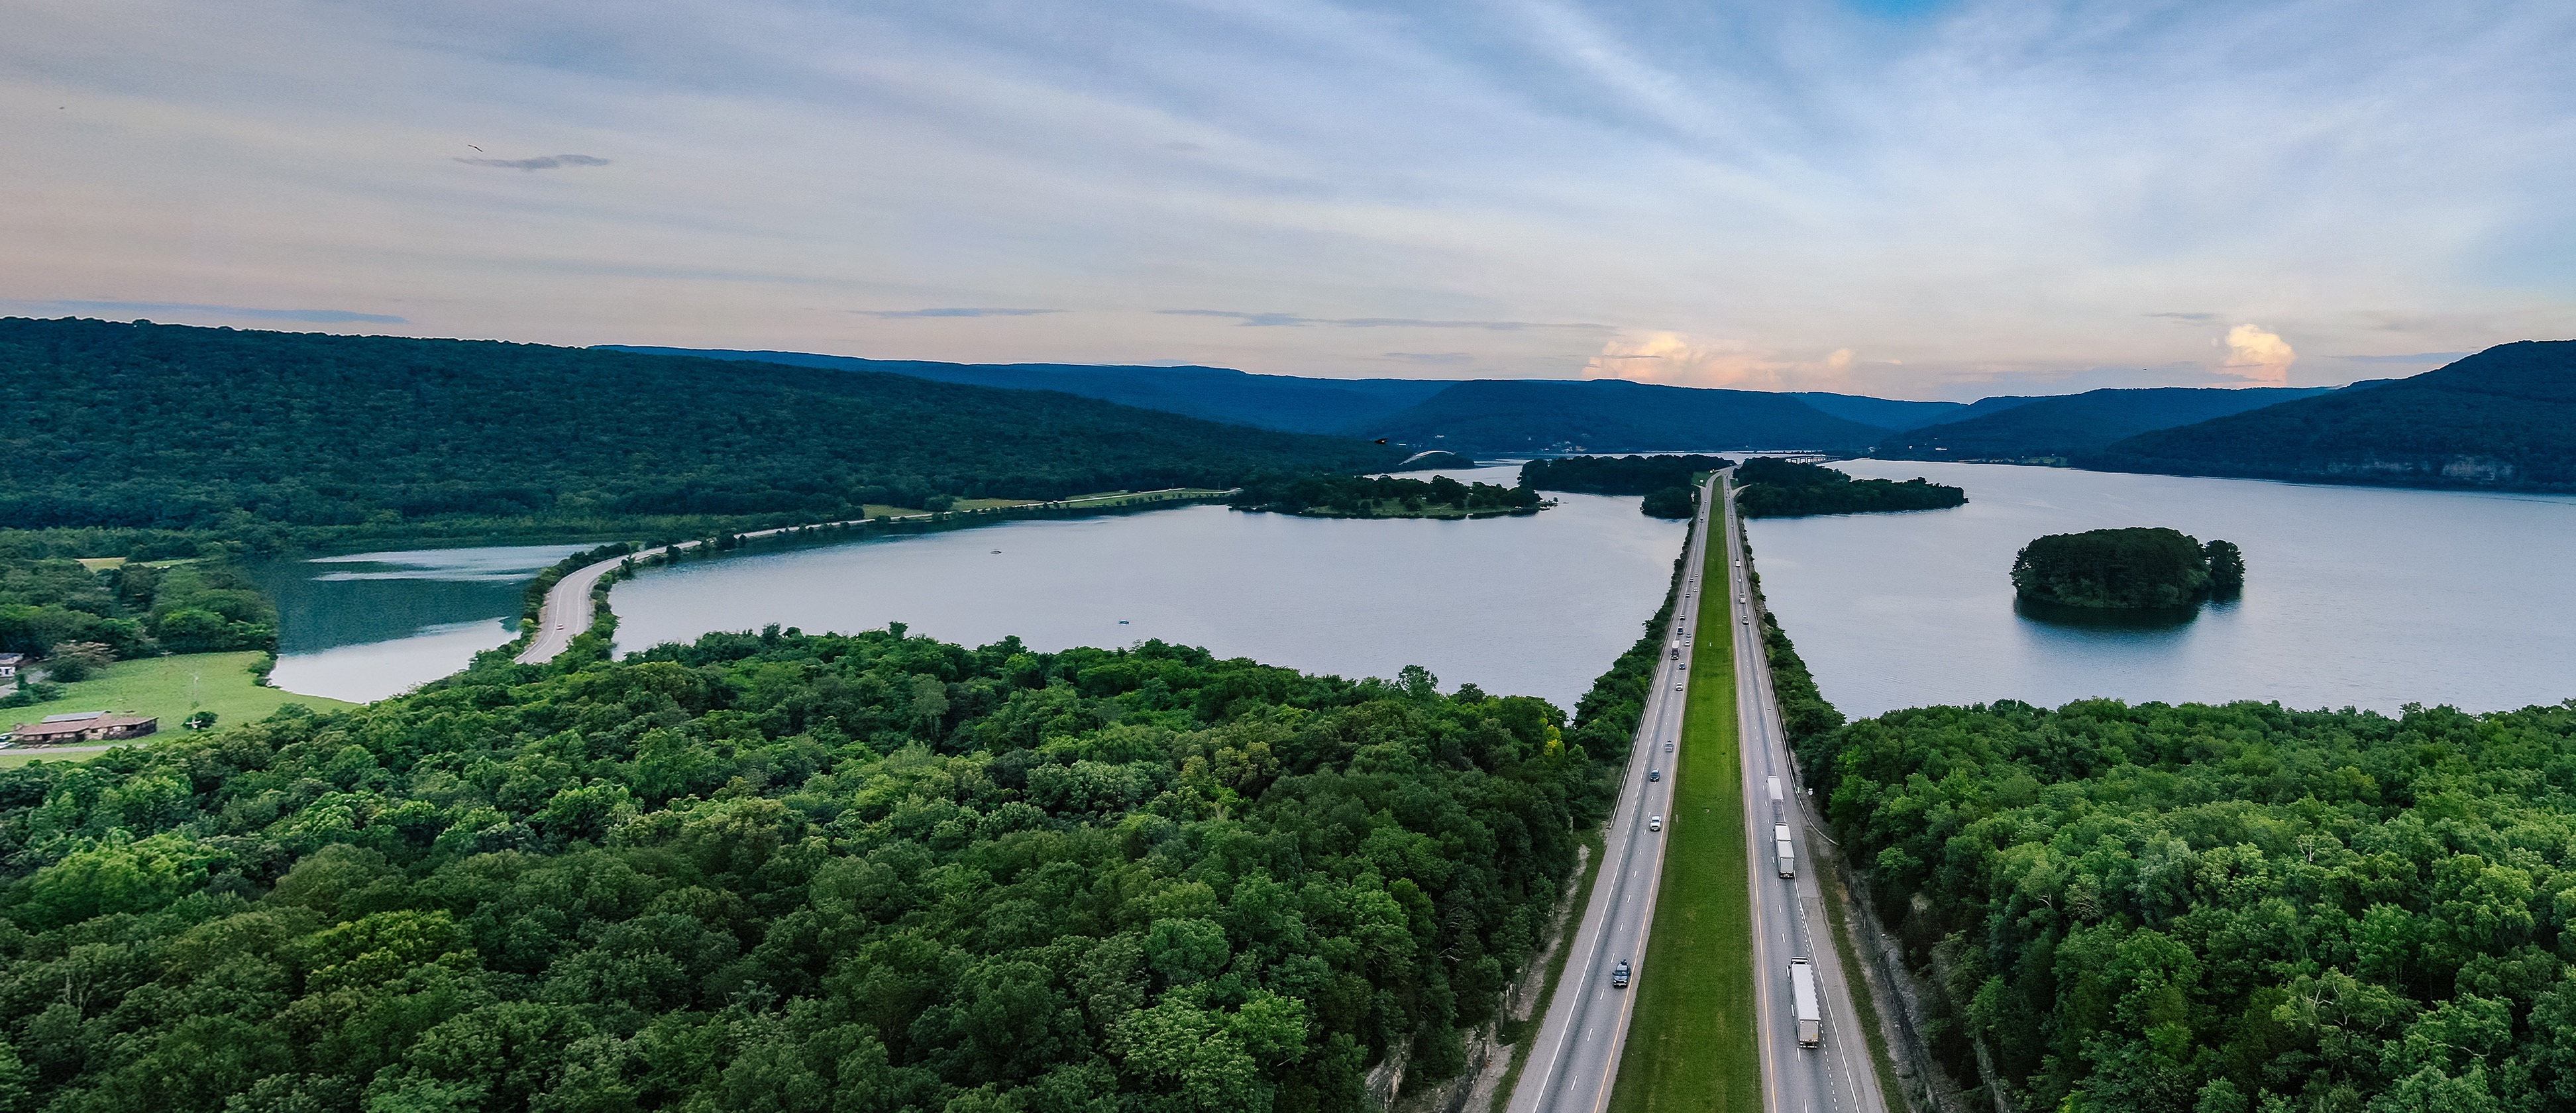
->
[[1160, 310, 1611, 333], [854, 307, 1062, 319], [454, 154, 611, 171], [6, 299, 405, 324]]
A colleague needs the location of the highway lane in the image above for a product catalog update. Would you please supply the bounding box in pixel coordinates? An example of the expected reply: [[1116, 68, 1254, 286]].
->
[[1723, 472, 1887, 1113], [1507, 472, 1721, 1113]]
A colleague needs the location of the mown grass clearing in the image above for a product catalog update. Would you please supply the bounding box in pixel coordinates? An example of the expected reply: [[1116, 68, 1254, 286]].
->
[[3, 653, 357, 766]]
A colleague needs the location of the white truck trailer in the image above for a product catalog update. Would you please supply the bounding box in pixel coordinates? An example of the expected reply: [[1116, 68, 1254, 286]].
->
[[1789, 959, 1821, 1047], [1774, 825, 1796, 878]]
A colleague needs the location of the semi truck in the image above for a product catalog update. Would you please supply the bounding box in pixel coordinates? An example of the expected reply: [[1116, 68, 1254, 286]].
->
[[1789, 959, 1821, 1047], [1774, 825, 1796, 878]]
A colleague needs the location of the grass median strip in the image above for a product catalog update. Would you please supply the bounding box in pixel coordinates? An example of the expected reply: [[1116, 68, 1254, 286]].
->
[[1607, 540, 1760, 1113]]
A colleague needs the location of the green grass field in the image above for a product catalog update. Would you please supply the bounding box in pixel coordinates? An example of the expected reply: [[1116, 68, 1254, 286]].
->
[[1607, 538, 1761, 1113], [3, 652, 357, 765]]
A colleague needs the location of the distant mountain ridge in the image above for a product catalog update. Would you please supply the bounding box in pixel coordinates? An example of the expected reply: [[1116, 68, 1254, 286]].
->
[[2088, 341, 2576, 489], [599, 346, 1448, 435], [1877, 385, 2337, 462], [616, 345, 1947, 450]]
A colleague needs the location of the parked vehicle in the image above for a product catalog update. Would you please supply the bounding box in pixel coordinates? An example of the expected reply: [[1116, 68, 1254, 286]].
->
[[1790, 960, 1821, 1047]]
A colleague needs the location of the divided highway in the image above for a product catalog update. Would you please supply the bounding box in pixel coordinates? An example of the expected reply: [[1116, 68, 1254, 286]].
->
[[1507, 468, 1886, 1113], [1507, 472, 1719, 1113], [1724, 471, 1887, 1113]]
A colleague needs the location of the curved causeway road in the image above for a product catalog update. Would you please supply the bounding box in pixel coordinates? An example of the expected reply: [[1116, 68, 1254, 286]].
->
[[1507, 472, 1720, 1113], [1724, 470, 1887, 1113]]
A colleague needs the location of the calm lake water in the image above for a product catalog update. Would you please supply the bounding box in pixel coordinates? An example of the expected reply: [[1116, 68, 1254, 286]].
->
[[607, 466, 1685, 710], [249, 460, 2576, 720], [250, 545, 591, 702], [1747, 460, 2576, 717]]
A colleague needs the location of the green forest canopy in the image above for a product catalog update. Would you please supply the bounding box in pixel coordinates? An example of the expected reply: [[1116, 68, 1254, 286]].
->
[[0, 625, 1660, 1112], [1733, 458, 1966, 517], [1801, 696, 2576, 1113], [2010, 527, 2241, 610], [1226, 474, 1542, 517], [1515, 456, 1737, 496], [0, 318, 1399, 541], [0, 555, 276, 660]]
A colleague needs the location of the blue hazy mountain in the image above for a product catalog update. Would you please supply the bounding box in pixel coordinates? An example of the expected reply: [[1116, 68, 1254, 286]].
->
[[1874, 386, 2337, 461], [600, 346, 1448, 435]]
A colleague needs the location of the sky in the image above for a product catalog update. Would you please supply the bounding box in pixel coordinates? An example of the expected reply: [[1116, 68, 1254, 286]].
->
[[4, 0, 2572, 401]]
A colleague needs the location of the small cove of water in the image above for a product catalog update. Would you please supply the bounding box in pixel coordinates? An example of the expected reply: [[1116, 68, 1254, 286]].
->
[[606, 466, 1686, 711], [1746, 460, 2576, 717], [250, 544, 592, 702]]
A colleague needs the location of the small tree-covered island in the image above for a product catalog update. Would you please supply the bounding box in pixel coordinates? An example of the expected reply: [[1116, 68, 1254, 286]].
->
[[1518, 455, 1736, 520], [1228, 473, 1546, 518], [1733, 458, 1966, 517], [2012, 526, 2246, 610]]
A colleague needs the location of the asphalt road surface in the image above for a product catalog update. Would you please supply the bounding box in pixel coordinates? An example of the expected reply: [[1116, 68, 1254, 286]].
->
[[1506, 472, 1719, 1113], [1723, 471, 1888, 1113]]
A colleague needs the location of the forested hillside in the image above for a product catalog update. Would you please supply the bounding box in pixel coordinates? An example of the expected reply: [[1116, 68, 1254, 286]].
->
[[2090, 341, 2576, 489], [1356, 380, 1890, 453], [1517, 455, 1736, 495], [0, 628, 1630, 1111], [1802, 698, 2576, 1113], [0, 319, 1397, 541], [605, 348, 1449, 437], [1874, 386, 2332, 462], [1227, 473, 1542, 517]]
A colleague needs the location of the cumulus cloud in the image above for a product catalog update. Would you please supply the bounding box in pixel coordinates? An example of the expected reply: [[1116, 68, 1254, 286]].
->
[[2218, 324, 2297, 387], [1580, 333, 1858, 391], [453, 154, 611, 171], [855, 307, 1061, 319]]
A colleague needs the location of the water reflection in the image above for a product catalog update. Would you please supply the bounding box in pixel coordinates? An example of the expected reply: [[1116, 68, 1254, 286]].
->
[[249, 545, 593, 702]]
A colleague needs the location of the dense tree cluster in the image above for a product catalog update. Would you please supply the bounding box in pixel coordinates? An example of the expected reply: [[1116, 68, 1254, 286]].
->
[[1733, 458, 1966, 517], [1516, 456, 1737, 496], [2011, 528, 2243, 611], [1227, 474, 1542, 518], [1799, 697, 2576, 1113], [0, 319, 1399, 537], [0, 627, 1626, 1112], [0, 554, 275, 661], [1519, 456, 1732, 521]]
